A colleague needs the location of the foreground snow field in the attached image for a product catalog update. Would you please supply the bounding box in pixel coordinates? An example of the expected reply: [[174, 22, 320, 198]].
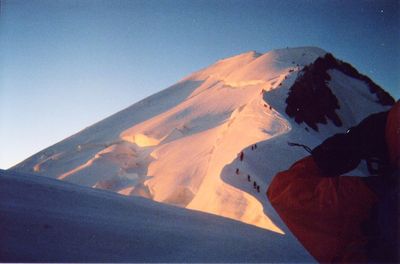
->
[[0, 169, 313, 262]]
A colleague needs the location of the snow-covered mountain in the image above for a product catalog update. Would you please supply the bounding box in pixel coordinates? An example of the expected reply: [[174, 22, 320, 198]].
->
[[12, 47, 394, 236]]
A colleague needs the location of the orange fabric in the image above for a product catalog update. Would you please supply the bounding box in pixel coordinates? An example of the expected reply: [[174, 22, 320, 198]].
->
[[385, 101, 400, 169], [267, 156, 378, 263]]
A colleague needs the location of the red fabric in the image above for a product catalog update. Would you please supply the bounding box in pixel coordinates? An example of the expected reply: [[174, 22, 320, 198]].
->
[[267, 156, 378, 263], [386, 101, 400, 169]]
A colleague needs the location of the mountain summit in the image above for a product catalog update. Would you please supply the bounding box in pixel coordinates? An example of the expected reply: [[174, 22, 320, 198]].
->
[[13, 47, 394, 232]]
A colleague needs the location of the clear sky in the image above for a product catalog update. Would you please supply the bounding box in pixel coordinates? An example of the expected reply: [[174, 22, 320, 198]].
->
[[1, 0, 399, 169]]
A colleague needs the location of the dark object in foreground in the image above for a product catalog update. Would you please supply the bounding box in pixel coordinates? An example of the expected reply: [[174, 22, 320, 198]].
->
[[312, 110, 391, 177], [268, 102, 399, 263]]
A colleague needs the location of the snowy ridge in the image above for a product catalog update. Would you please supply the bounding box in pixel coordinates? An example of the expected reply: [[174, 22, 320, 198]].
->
[[12, 47, 393, 235]]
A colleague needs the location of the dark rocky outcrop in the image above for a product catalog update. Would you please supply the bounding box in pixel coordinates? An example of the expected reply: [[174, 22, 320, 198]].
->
[[286, 53, 395, 131]]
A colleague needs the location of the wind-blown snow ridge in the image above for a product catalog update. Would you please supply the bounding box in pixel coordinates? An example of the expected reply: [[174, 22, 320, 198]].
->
[[12, 47, 393, 234]]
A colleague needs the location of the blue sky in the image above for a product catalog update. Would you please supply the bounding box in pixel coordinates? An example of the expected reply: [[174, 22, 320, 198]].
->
[[1, 0, 399, 169]]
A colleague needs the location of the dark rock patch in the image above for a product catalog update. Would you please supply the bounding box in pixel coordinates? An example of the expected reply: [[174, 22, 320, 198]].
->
[[285, 53, 395, 131]]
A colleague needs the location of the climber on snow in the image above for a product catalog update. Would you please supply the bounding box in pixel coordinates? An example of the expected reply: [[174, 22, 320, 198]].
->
[[239, 151, 244, 161]]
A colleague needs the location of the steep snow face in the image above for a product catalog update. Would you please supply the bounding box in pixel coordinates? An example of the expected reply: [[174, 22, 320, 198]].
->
[[12, 47, 393, 233]]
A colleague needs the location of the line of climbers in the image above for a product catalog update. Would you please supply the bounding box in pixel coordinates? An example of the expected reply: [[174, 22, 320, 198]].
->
[[249, 174, 260, 193], [236, 147, 260, 193], [261, 88, 274, 110]]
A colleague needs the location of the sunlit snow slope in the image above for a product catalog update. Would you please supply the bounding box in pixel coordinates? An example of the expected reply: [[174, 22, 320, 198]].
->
[[13, 47, 393, 233]]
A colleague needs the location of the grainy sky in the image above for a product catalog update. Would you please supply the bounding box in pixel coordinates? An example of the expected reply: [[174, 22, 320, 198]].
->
[[1, 0, 399, 169]]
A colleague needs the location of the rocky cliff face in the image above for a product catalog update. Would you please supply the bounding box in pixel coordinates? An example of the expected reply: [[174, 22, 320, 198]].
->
[[286, 53, 394, 131]]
